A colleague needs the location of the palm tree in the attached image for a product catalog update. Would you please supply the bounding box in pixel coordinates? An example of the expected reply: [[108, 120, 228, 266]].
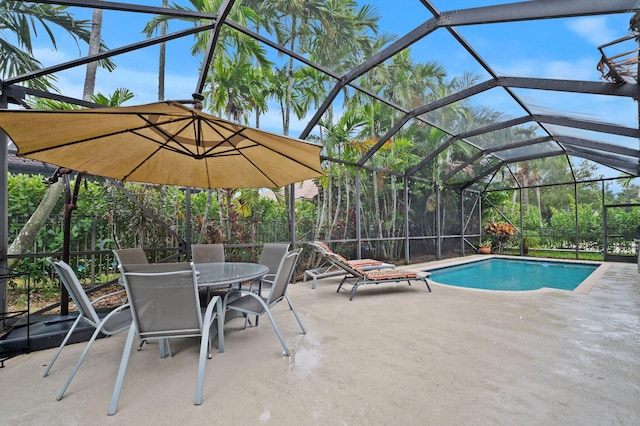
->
[[1, 2, 117, 315], [0, 1, 113, 91], [313, 105, 368, 239], [247, 0, 339, 135], [143, 0, 270, 100], [158, 0, 168, 101], [294, 1, 381, 131], [353, 32, 396, 138], [207, 55, 263, 122]]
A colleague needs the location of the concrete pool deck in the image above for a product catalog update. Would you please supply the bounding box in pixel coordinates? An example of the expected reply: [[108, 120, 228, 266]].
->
[[1, 257, 638, 425]]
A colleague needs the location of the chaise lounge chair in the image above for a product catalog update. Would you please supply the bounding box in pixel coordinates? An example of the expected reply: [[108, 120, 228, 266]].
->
[[325, 252, 431, 301], [303, 241, 396, 289]]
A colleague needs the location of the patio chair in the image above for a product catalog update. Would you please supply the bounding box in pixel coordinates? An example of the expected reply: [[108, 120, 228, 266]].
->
[[223, 249, 306, 356], [326, 252, 432, 301], [113, 248, 153, 350], [113, 248, 149, 265], [191, 243, 225, 263], [44, 258, 132, 402], [303, 241, 396, 289], [250, 242, 290, 295], [192, 243, 226, 303], [109, 262, 224, 415]]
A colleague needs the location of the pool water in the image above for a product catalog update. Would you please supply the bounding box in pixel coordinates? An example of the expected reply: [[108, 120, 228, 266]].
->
[[427, 258, 599, 291]]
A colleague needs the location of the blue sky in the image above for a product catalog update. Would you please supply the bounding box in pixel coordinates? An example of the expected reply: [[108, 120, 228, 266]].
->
[[33, 1, 635, 114], [26, 0, 640, 171]]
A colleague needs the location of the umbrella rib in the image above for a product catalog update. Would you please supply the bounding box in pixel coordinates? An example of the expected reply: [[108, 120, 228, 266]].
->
[[210, 130, 323, 187], [234, 131, 324, 173], [139, 113, 206, 156], [17, 127, 146, 156], [193, 121, 280, 186], [124, 114, 198, 178], [195, 119, 320, 173], [17, 113, 193, 156], [200, 118, 322, 172], [196, 118, 245, 157], [120, 146, 161, 181]]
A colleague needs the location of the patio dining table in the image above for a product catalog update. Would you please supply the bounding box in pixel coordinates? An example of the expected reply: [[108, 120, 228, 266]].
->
[[195, 262, 269, 290]]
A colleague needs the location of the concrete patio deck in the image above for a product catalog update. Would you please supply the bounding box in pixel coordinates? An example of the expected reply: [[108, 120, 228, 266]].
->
[[1, 257, 638, 425]]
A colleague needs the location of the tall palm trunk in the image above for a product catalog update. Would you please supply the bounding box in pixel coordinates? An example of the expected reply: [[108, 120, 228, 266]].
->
[[82, 8, 102, 100], [390, 175, 397, 258], [373, 170, 383, 248], [157, 0, 167, 100], [329, 172, 342, 239], [316, 179, 331, 239], [284, 18, 297, 137], [198, 190, 213, 243], [216, 190, 225, 235], [342, 173, 350, 240]]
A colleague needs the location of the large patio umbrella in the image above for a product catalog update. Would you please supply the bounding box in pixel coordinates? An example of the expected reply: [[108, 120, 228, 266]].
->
[[0, 100, 323, 315], [0, 101, 324, 189]]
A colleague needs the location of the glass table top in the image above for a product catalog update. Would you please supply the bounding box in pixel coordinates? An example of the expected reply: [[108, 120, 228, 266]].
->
[[195, 262, 269, 288]]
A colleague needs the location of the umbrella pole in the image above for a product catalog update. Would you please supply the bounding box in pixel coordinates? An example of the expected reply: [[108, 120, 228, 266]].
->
[[60, 176, 71, 316], [51, 170, 84, 316]]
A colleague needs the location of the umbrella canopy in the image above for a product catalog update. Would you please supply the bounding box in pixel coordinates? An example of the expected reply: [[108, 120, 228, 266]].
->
[[0, 101, 323, 189]]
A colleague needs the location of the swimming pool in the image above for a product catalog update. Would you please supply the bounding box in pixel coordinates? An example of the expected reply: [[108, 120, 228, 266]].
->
[[426, 258, 600, 291]]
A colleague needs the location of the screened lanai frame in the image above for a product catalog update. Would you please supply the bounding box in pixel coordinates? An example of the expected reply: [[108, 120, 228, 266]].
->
[[2, 1, 640, 281]]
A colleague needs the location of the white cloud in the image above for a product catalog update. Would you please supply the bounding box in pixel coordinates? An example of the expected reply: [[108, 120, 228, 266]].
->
[[33, 46, 76, 65], [93, 67, 198, 105], [543, 58, 598, 81], [249, 105, 319, 138], [29, 59, 199, 106], [566, 17, 618, 47], [494, 57, 600, 81]]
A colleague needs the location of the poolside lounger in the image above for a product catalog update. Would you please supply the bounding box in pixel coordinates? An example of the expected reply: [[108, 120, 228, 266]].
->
[[326, 252, 431, 301], [303, 241, 396, 289]]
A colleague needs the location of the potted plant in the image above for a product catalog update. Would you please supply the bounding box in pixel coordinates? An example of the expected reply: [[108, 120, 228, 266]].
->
[[479, 239, 492, 254]]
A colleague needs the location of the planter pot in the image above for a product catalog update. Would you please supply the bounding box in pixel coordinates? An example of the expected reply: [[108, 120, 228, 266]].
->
[[479, 246, 491, 254]]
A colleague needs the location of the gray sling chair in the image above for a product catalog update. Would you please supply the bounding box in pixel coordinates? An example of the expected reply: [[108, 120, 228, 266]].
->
[[223, 249, 306, 356], [191, 243, 225, 263], [250, 242, 290, 295], [113, 248, 151, 351], [248, 242, 290, 327], [113, 248, 149, 265], [44, 258, 132, 402], [191, 243, 226, 303], [109, 262, 224, 415]]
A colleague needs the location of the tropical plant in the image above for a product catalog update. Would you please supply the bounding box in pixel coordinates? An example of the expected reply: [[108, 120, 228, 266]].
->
[[522, 235, 540, 252], [480, 238, 493, 247], [484, 221, 516, 250]]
